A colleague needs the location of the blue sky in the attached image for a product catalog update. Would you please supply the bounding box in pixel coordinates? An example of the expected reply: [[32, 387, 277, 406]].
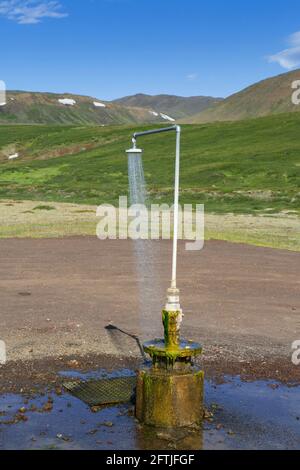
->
[[0, 0, 299, 100]]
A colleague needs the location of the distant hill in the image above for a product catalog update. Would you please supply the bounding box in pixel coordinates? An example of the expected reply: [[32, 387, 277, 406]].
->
[[0, 91, 167, 126], [113, 93, 222, 120], [185, 69, 300, 123]]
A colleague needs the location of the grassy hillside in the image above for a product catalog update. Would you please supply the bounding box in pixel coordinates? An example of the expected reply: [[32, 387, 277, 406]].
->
[[0, 91, 165, 126], [0, 112, 299, 215], [113, 94, 222, 120], [186, 69, 300, 123]]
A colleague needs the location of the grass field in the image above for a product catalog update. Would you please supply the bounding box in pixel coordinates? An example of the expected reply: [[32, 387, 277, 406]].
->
[[0, 112, 299, 225], [1, 199, 299, 251]]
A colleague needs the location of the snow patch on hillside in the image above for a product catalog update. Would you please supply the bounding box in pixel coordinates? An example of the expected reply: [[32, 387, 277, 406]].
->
[[8, 153, 19, 160], [160, 113, 176, 122], [149, 110, 159, 117], [93, 101, 106, 108], [58, 98, 76, 106]]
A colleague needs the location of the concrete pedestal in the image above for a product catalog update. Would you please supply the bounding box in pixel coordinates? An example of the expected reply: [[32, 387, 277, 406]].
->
[[136, 366, 204, 428]]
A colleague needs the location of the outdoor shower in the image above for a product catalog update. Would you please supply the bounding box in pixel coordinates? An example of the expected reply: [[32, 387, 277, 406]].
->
[[126, 126, 204, 429], [127, 125, 182, 311]]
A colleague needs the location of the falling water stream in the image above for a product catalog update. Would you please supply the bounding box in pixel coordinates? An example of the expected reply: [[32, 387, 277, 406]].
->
[[127, 153, 164, 339], [128, 153, 148, 207]]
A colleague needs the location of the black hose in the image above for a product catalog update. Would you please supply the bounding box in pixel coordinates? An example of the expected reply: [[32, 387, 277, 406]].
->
[[105, 324, 146, 360]]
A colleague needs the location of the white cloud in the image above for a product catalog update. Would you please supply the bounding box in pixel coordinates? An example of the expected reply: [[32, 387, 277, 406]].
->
[[186, 73, 198, 81], [0, 0, 67, 24], [268, 32, 300, 70]]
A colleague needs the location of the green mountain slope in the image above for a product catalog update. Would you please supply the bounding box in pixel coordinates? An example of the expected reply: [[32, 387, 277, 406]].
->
[[186, 69, 300, 123], [0, 91, 166, 126], [113, 93, 222, 120], [0, 112, 299, 215]]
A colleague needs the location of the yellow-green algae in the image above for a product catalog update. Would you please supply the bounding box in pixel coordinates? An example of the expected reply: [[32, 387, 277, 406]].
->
[[162, 310, 181, 347]]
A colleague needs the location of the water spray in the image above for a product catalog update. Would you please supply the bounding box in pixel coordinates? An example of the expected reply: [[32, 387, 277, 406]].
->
[[126, 126, 204, 429], [127, 125, 181, 309]]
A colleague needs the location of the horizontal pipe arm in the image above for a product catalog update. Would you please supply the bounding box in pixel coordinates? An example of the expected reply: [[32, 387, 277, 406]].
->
[[133, 125, 178, 140]]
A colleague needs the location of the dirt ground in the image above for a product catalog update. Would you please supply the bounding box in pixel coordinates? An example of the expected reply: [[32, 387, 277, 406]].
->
[[0, 237, 300, 389]]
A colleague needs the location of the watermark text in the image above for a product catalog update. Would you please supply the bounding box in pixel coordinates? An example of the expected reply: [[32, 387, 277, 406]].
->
[[96, 197, 205, 251], [0, 340, 6, 365], [0, 80, 6, 107], [291, 80, 300, 105], [292, 340, 300, 366]]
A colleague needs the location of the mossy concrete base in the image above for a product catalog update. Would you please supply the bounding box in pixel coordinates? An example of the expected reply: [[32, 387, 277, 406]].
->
[[136, 366, 204, 428]]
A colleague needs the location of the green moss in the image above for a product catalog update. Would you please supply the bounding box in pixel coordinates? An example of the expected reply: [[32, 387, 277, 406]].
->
[[162, 310, 181, 347], [142, 372, 175, 426], [137, 368, 204, 427], [150, 349, 181, 367], [194, 370, 205, 382]]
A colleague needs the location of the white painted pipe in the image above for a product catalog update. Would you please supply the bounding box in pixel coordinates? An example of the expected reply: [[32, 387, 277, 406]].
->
[[171, 125, 181, 289]]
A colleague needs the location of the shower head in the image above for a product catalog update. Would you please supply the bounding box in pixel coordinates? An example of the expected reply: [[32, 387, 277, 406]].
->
[[126, 135, 143, 155], [126, 147, 143, 156], [125, 136, 141, 154]]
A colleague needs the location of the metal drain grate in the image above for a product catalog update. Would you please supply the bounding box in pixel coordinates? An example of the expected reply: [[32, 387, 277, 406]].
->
[[63, 376, 137, 406]]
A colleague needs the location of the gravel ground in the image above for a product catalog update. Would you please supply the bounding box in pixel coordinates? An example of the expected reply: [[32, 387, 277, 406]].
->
[[0, 237, 299, 389]]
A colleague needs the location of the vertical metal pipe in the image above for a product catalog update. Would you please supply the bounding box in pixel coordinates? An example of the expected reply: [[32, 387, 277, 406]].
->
[[171, 126, 181, 289]]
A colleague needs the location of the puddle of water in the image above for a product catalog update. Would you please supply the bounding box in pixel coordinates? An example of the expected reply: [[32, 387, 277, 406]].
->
[[205, 377, 300, 450], [0, 372, 299, 450]]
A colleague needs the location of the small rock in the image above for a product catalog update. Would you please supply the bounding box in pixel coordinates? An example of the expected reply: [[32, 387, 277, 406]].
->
[[42, 402, 53, 412], [67, 359, 80, 368], [91, 406, 99, 413], [16, 414, 28, 422], [102, 421, 114, 428], [203, 409, 214, 420], [56, 434, 71, 442]]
